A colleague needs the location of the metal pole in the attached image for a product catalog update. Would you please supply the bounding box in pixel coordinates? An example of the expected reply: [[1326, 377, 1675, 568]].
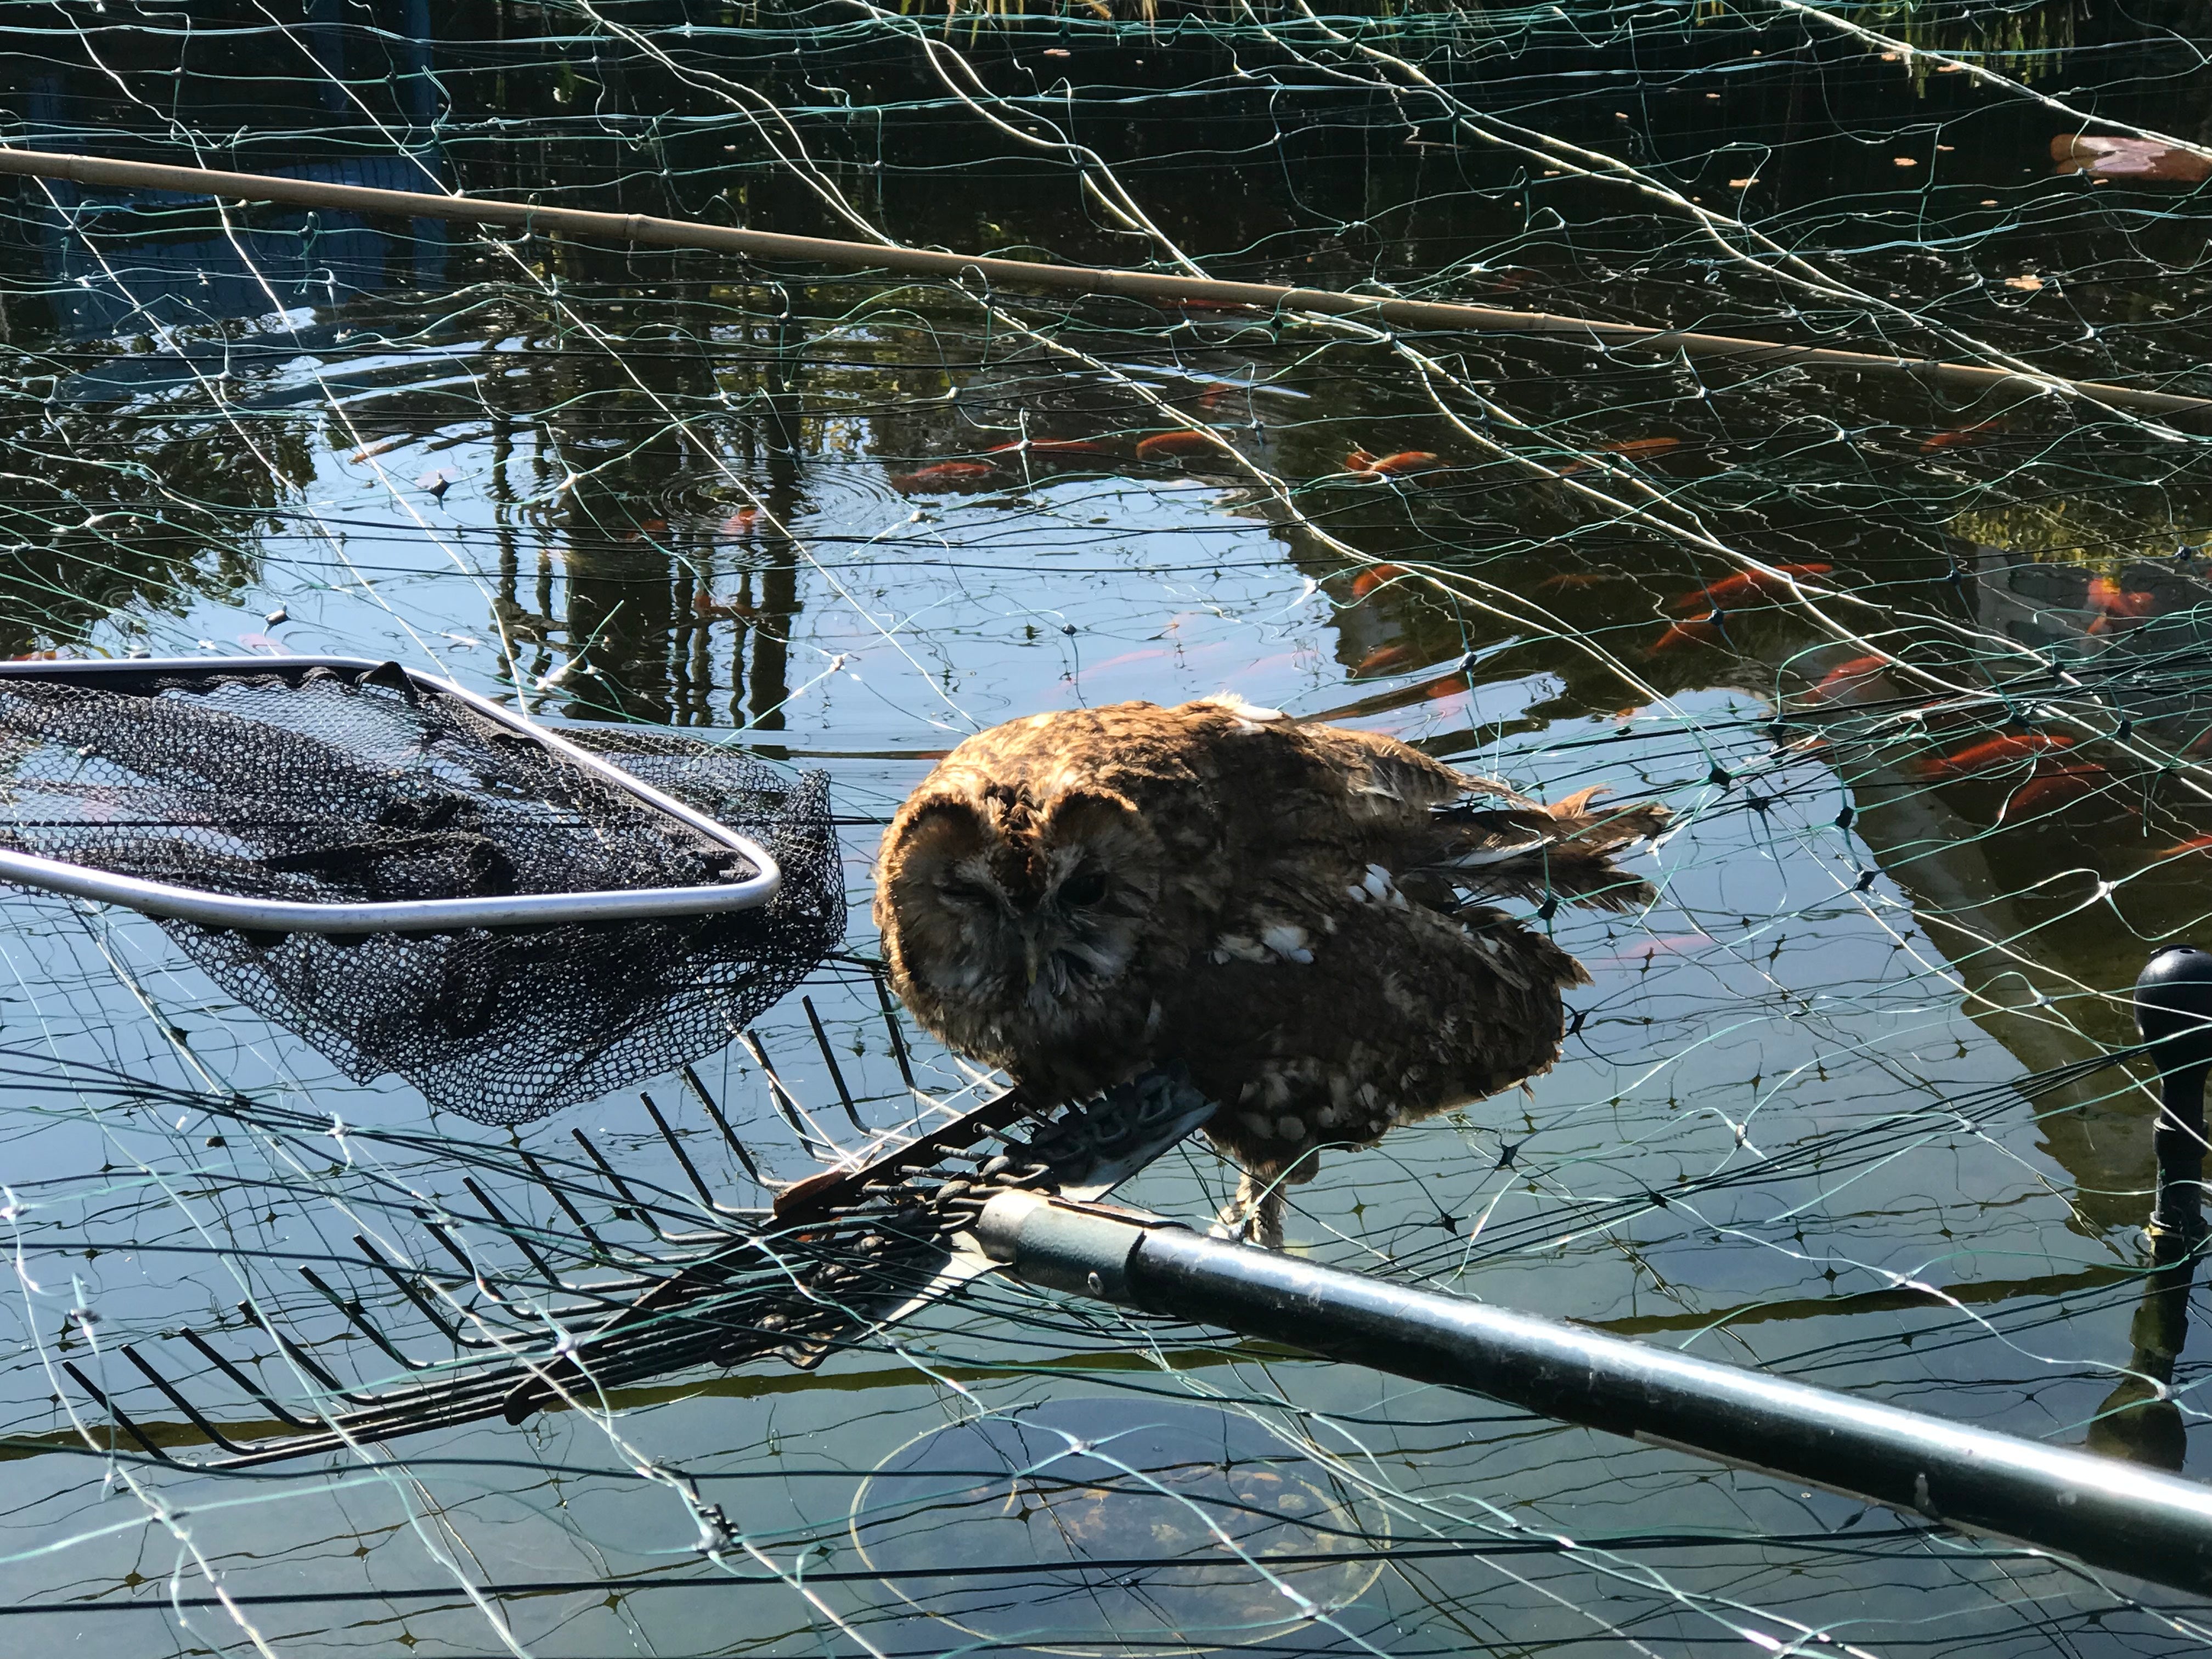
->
[[2139, 946, 2212, 1243], [0, 145, 2205, 417], [977, 1189, 2212, 1598]]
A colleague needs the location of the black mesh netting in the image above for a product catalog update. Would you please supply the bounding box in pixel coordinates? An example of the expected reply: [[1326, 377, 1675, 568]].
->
[[0, 666, 843, 1122]]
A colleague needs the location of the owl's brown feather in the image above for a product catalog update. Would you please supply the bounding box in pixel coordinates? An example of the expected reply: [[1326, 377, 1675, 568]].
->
[[874, 696, 1667, 1233]]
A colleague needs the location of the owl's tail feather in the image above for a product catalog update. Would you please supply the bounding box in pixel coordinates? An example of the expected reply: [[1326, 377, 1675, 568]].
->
[[1425, 787, 1668, 911]]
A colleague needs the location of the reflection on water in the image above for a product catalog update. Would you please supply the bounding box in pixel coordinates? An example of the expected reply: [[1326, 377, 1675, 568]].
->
[[2089, 1232, 2199, 1472]]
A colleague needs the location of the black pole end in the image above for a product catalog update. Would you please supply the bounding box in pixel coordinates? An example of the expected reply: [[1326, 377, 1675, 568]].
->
[[2136, 946, 2212, 1073]]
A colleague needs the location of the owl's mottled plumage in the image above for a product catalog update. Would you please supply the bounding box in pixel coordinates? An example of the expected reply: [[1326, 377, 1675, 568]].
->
[[874, 696, 1666, 1242]]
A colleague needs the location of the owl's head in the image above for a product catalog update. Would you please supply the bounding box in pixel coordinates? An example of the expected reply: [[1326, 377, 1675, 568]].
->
[[875, 774, 1163, 1039]]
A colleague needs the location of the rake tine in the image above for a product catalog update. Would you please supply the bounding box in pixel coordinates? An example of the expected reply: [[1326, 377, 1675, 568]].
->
[[297, 1268, 433, 1372], [62, 1362, 176, 1463], [179, 1329, 315, 1429], [802, 996, 865, 1131], [120, 1345, 247, 1454], [354, 1235, 478, 1343], [237, 1300, 370, 1401], [741, 1030, 842, 1159], [518, 1150, 612, 1254], [871, 967, 918, 1091], [419, 1218, 515, 1307], [681, 1063, 763, 1183], [461, 1177, 563, 1285], [569, 1128, 698, 1242], [641, 1092, 719, 1209]]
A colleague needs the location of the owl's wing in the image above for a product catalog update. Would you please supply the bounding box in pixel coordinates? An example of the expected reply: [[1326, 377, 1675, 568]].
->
[[1417, 785, 1668, 912]]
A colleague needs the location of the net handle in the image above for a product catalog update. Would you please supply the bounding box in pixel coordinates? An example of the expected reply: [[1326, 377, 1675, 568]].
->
[[0, 656, 783, 934]]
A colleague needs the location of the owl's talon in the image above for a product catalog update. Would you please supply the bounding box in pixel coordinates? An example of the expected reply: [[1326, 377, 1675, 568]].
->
[[1216, 1173, 1285, 1249]]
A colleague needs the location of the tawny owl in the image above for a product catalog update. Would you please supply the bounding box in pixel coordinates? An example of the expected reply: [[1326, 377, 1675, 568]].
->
[[873, 695, 1666, 1244]]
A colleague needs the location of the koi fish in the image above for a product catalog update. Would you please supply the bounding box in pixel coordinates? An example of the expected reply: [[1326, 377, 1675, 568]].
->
[[1673, 564, 1832, 612], [2000, 762, 2109, 821], [1594, 932, 1713, 968], [719, 508, 761, 538], [1651, 618, 1725, 653], [1810, 653, 1892, 703], [2160, 835, 2212, 857], [889, 461, 997, 493], [1136, 431, 1223, 462], [1562, 437, 1681, 474], [1916, 731, 2076, 779], [1920, 419, 2005, 452], [2086, 577, 2157, 618], [1082, 648, 1181, 680], [1350, 563, 1412, 599], [693, 592, 760, 623], [2051, 134, 2212, 184], [345, 434, 410, 463], [1354, 644, 1416, 676], [1347, 450, 1441, 478]]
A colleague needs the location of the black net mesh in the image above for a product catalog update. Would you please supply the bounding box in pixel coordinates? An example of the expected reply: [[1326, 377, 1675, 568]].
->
[[0, 666, 843, 1122]]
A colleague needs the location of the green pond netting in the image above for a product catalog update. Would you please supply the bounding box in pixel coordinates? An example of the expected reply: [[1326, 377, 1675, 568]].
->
[[2, 1, 2211, 1655]]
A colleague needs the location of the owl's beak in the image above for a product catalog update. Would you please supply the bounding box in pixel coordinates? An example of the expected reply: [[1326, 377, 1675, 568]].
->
[[1023, 936, 1042, 989]]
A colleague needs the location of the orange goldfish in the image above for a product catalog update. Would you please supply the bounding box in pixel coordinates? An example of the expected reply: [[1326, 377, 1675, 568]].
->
[[1350, 563, 1412, 599], [693, 592, 760, 623], [1920, 419, 2005, 452], [1651, 618, 1725, 654], [2161, 835, 2212, 857], [2000, 761, 2109, 821], [1136, 431, 1222, 462], [1810, 653, 1892, 703], [1347, 449, 1442, 478], [1673, 563, 1832, 612], [719, 508, 761, 538], [1563, 436, 1682, 474], [1917, 731, 2076, 779], [2086, 577, 2157, 618], [890, 461, 997, 493], [1354, 644, 1416, 676]]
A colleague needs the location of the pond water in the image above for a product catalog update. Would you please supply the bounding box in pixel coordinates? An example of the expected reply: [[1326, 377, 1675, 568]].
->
[[2, 3, 2211, 1655]]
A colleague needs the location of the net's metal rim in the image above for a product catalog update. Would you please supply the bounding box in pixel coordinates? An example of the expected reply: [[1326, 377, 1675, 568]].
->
[[0, 654, 783, 933]]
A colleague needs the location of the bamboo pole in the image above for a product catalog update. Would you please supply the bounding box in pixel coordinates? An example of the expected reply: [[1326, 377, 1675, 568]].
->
[[2, 144, 2205, 418]]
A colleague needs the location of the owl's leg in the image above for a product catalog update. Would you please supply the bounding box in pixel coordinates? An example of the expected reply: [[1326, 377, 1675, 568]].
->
[[1212, 1166, 1286, 1249]]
